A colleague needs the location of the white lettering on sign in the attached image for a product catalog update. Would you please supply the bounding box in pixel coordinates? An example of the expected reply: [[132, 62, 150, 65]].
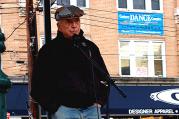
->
[[129, 109, 153, 114], [154, 109, 174, 114], [130, 14, 153, 22], [128, 109, 177, 114]]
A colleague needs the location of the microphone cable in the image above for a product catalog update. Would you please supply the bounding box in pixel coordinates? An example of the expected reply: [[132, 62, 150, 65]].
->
[[74, 42, 101, 119], [89, 49, 101, 119]]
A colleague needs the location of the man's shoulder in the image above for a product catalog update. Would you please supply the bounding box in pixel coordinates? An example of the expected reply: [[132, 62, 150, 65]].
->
[[84, 38, 98, 49], [40, 37, 61, 49]]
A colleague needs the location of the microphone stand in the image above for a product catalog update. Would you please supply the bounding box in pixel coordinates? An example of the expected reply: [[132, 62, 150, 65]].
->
[[73, 40, 127, 119]]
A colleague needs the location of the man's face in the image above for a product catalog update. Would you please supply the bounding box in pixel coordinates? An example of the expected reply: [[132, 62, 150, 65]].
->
[[57, 18, 81, 39]]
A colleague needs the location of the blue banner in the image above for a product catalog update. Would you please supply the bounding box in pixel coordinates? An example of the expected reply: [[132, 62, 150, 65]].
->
[[7, 84, 179, 116], [118, 12, 164, 35], [102, 86, 179, 115]]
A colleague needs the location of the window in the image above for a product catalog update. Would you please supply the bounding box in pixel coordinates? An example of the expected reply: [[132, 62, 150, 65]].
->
[[152, 0, 160, 10], [133, 0, 145, 10], [120, 41, 130, 75], [135, 42, 148, 76], [57, 0, 70, 5], [117, 0, 163, 12], [56, 0, 88, 7], [119, 40, 166, 77], [77, 0, 86, 7], [153, 42, 163, 76], [118, 0, 127, 8]]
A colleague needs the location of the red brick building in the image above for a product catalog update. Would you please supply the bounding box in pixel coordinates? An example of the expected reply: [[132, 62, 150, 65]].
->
[[1, 0, 179, 118]]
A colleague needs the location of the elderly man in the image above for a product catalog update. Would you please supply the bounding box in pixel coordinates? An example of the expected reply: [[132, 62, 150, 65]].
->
[[31, 5, 110, 119]]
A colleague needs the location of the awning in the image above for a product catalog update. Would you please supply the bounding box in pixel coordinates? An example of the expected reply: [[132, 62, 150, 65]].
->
[[6, 84, 179, 116], [102, 86, 179, 116], [6, 83, 28, 116]]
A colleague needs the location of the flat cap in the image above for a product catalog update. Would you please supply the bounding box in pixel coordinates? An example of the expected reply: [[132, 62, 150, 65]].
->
[[55, 5, 85, 21]]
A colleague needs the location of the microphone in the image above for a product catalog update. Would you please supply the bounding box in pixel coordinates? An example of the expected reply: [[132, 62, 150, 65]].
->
[[72, 34, 80, 47], [72, 34, 87, 48]]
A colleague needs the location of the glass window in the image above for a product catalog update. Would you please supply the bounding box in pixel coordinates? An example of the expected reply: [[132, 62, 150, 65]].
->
[[153, 43, 163, 76], [154, 60, 163, 76], [120, 41, 130, 56], [133, 0, 145, 9], [135, 42, 148, 76], [77, 0, 86, 7], [120, 41, 165, 77], [120, 41, 130, 75], [136, 58, 148, 76], [117, 0, 162, 11], [152, 0, 160, 10], [135, 42, 148, 58], [57, 0, 70, 5], [118, 0, 127, 8], [153, 43, 162, 59], [121, 59, 130, 75]]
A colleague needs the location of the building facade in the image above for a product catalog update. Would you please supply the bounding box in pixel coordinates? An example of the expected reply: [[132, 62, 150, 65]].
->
[[0, 0, 179, 78], [1, 0, 179, 118], [36, 0, 179, 78]]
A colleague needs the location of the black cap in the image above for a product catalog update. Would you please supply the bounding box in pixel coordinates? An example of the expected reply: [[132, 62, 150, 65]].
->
[[55, 5, 85, 21]]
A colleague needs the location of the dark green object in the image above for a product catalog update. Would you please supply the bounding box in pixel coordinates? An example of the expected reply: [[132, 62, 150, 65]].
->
[[0, 32, 6, 53], [0, 29, 11, 119], [0, 69, 11, 119], [0, 69, 11, 93]]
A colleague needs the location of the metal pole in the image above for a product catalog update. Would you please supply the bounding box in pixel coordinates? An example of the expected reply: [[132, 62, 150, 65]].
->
[[43, 0, 52, 44], [42, 1, 52, 118]]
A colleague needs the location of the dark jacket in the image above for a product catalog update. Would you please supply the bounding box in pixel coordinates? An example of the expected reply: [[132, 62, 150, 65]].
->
[[30, 30, 110, 113]]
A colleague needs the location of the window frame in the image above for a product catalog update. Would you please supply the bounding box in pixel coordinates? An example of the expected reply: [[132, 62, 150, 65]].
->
[[116, 0, 163, 13], [52, 0, 89, 8], [118, 39, 166, 77]]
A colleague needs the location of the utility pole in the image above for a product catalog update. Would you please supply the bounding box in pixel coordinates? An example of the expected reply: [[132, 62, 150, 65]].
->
[[26, 0, 40, 119]]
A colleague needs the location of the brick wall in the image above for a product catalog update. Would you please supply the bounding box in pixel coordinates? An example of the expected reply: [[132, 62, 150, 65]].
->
[[0, 0, 27, 76], [0, 0, 179, 78]]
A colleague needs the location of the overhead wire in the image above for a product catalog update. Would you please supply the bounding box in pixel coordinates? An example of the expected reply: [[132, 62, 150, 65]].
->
[[0, 2, 179, 54], [1, 1, 178, 116], [0, 3, 178, 28], [80, 17, 177, 32], [48, 15, 177, 38], [0, 8, 178, 43], [5, 18, 27, 41]]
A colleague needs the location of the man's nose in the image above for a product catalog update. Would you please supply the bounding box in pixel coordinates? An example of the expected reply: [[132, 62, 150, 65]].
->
[[71, 21, 78, 27]]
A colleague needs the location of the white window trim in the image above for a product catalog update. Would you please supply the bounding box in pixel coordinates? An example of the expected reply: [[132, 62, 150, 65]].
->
[[116, 0, 163, 13], [52, 0, 89, 8], [118, 39, 166, 77], [19, 0, 26, 7]]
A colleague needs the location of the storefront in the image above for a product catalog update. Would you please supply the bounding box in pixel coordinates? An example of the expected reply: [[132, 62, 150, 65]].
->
[[6, 83, 29, 117], [102, 85, 179, 119], [6, 83, 179, 119]]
